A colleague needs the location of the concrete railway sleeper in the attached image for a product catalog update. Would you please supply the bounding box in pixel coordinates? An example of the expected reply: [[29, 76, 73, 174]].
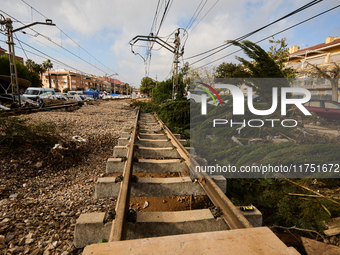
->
[[74, 109, 299, 254]]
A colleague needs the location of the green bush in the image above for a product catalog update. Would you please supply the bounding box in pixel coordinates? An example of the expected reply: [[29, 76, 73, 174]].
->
[[63, 88, 71, 93], [132, 99, 190, 138]]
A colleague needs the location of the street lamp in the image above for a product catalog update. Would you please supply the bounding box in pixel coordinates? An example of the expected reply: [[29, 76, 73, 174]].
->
[[0, 15, 55, 105]]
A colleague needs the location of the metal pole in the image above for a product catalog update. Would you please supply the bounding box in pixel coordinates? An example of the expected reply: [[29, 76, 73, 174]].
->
[[172, 29, 180, 101], [5, 19, 21, 105], [0, 15, 55, 105]]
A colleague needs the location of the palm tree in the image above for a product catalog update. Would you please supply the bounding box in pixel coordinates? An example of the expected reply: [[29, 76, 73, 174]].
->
[[25, 59, 36, 73], [42, 59, 53, 88]]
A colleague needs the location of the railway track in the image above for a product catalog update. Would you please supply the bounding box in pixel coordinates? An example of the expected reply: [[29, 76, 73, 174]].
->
[[0, 102, 82, 116], [74, 109, 299, 254]]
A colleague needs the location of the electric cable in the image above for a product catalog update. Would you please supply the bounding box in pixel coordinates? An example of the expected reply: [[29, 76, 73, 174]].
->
[[194, 3, 340, 69], [185, 0, 323, 63]]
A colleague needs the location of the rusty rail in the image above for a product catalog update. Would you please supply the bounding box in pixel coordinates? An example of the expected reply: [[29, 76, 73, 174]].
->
[[108, 108, 140, 241]]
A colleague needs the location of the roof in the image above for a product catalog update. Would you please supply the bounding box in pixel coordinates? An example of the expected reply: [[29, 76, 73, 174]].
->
[[290, 37, 340, 57], [0, 75, 31, 87]]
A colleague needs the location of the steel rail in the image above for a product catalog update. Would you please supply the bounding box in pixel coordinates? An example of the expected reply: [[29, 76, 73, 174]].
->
[[109, 108, 140, 242], [156, 116, 252, 229], [1, 102, 80, 116]]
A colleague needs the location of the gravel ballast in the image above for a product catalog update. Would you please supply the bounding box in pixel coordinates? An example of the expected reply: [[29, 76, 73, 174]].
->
[[0, 100, 134, 255]]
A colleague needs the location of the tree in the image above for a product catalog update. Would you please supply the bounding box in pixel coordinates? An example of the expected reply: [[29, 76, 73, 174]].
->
[[25, 59, 36, 73], [225, 40, 291, 101], [42, 59, 53, 88], [152, 78, 173, 103], [140, 77, 156, 96], [0, 55, 41, 91], [215, 62, 249, 78], [63, 88, 70, 93], [267, 38, 296, 78], [302, 62, 340, 101], [229, 40, 285, 78]]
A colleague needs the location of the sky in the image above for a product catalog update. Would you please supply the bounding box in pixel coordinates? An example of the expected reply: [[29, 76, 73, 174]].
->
[[1, 0, 340, 88]]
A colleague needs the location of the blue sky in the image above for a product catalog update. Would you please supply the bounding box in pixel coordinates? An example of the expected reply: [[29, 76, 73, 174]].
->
[[1, 0, 339, 88]]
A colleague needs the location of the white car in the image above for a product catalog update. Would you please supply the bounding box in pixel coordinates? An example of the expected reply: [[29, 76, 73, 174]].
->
[[185, 90, 228, 106], [23, 87, 56, 101], [186, 90, 205, 102]]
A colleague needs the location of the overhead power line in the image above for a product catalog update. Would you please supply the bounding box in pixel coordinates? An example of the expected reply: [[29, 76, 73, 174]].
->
[[189, 0, 220, 33], [185, 0, 208, 31], [0, 37, 87, 74], [186, 0, 323, 65], [20, 0, 118, 74], [194, 3, 340, 69], [0, 9, 110, 75], [144, 0, 174, 76]]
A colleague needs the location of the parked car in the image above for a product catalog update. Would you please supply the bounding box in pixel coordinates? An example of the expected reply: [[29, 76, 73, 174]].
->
[[23, 87, 55, 101], [303, 99, 340, 120], [185, 90, 228, 106], [0, 94, 30, 104], [55, 92, 69, 101], [186, 90, 205, 102]]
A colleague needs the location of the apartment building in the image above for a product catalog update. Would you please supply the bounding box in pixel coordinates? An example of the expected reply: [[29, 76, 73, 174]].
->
[[42, 69, 125, 92], [286, 36, 340, 100]]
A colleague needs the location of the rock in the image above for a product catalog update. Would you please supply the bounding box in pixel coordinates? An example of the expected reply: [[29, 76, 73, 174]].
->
[[9, 194, 18, 199], [51, 234, 59, 242], [0, 235, 5, 244], [143, 201, 149, 209], [8, 246, 20, 254], [45, 243, 55, 251], [25, 238, 35, 245], [24, 247, 30, 254], [2, 218, 10, 223], [43, 250, 51, 255], [35, 162, 43, 168], [68, 211, 75, 217], [25, 232, 34, 239], [52, 241, 58, 248], [18, 237, 25, 246], [30, 248, 42, 255], [330, 236, 339, 245]]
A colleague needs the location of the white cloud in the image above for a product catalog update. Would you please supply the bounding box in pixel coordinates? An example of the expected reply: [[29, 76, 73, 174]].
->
[[1, 0, 340, 87]]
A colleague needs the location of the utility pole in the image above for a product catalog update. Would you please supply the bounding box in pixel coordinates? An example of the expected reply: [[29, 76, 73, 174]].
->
[[129, 29, 184, 101], [172, 28, 180, 101], [0, 15, 55, 105]]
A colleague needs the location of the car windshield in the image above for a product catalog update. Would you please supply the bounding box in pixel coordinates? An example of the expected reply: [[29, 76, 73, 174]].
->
[[24, 90, 39, 95]]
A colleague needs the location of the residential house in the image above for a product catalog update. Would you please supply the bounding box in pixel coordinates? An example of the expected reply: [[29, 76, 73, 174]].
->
[[41, 69, 125, 93], [286, 36, 340, 101]]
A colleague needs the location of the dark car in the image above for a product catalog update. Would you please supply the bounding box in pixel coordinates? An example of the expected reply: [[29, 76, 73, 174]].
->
[[304, 99, 340, 120], [0, 94, 25, 104]]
